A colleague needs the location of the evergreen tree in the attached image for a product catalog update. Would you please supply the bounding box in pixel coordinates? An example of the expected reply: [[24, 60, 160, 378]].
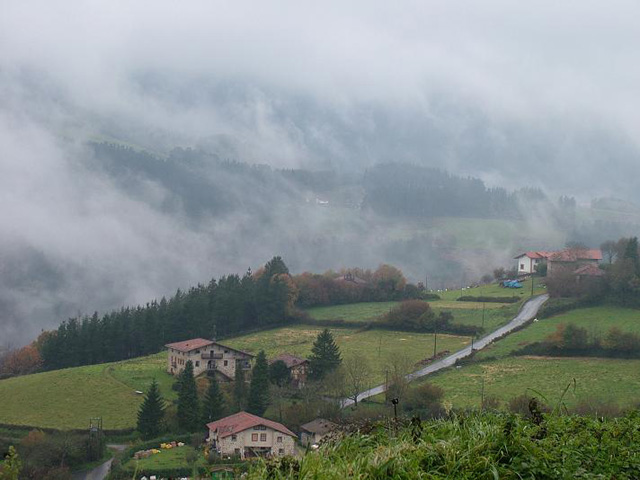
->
[[136, 379, 165, 440], [233, 363, 248, 411], [176, 361, 201, 432], [308, 329, 342, 380], [247, 351, 270, 416], [201, 375, 225, 424]]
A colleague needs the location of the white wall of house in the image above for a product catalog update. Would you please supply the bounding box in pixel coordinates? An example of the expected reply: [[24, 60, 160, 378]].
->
[[515, 255, 541, 274], [211, 427, 295, 458], [167, 343, 252, 378]]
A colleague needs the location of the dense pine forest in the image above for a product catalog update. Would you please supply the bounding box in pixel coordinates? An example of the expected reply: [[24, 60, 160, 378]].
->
[[37, 257, 296, 370]]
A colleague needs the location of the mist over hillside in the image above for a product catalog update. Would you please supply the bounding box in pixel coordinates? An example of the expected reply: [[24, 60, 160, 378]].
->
[[2, 1, 640, 346]]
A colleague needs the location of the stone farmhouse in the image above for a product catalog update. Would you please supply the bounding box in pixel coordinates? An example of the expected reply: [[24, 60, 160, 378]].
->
[[269, 353, 309, 388], [206, 411, 296, 458], [547, 248, 602, 276], [300, 418, 338, 447], [165, 338, 253, 381]]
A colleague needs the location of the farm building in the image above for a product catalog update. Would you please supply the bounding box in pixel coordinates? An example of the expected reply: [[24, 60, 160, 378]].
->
[[206, 411, 296, 459], [165, 338, 253, 381], [547, 248, 602, 276], [269, 353, 309, 388], [513, 251, 553, 275], [300, 418, 338, 446]]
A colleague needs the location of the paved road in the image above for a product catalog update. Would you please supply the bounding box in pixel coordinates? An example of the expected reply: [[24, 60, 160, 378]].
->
[[72, 445, 127, 480], [342, 294, 549, 407]]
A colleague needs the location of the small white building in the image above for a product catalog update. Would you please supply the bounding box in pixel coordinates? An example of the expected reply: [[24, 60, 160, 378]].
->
[[165, 338, 253, 380], [206, 411, 296, 458], [514, 251, 552, 275]]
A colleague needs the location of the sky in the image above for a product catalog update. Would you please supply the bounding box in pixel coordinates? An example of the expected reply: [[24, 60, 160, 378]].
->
[[1, 0, 640, 345]]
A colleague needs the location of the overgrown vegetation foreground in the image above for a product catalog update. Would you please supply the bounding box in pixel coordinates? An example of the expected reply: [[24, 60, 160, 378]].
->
[[249, 410, 640, 479]]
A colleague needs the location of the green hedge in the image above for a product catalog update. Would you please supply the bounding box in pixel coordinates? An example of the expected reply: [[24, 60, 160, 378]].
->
[[457, 296, 520, 303]]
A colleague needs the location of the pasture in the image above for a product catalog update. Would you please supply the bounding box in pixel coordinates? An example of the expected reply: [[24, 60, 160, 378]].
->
[[429, 356, 640, 409], [475, 306, 640, 360], [225, 325, 470, 385]]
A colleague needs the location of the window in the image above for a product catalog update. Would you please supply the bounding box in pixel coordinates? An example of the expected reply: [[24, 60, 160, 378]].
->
[[224, 350, 229, 353], [224, 360, 228, 366], [279, 448, 284, 454], [520, 263, 525, 270], [251, 433, 258, 442], [195, 361, 200, 367], [195, 349, 200, 354], [277, 436, 282, 443], [231, 435, 237, 441], [260, 433, 267, 442]]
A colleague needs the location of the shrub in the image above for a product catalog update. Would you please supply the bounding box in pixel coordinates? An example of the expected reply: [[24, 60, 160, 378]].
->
[[507, 395, 550, 418]]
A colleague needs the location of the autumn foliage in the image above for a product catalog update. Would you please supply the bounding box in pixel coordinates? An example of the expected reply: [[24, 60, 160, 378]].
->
[[0, 344, 42, 377]]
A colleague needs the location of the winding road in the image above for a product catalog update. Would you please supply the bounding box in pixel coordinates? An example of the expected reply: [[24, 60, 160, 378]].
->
[[72, 445, 127, 480], [342, 294, 549, 407]]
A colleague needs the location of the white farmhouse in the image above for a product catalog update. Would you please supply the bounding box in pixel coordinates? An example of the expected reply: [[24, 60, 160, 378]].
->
[[165, 338, 253, 381], [206, 411, 296, 458], [513, 251, 552, 275]]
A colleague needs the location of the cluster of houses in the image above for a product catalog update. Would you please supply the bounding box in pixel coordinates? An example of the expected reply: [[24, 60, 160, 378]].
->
[[165, 338, 329, 459], [514, 247, 604, 280]]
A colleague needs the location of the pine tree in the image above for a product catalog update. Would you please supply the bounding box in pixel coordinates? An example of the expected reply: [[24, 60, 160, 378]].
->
[[308, 328, 342, 380], [136, 379, 165, 440], [176, 361, 201, 432], [233, 363, 248, 411], [247, 351, 270, 416], [201, 375, 225, 424]]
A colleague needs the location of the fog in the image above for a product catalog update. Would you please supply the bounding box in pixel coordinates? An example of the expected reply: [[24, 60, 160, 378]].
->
[[2, 1, 640, 345]]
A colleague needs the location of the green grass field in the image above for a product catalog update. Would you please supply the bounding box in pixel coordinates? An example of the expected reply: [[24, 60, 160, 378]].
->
[[0, 324, 469, 429], [226, 325, 469, 386], [476, 306, 640, 360], [124, 445, 204, 472], [429, 356, 640, 409], [304, 295, 523, 334], [304, 302, 398, 322]]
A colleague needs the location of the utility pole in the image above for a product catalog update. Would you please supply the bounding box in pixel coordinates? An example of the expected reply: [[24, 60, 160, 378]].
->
[[425, 274, 428, 292], [433, 321, 438, 358], [531, 273, 535, 297], [471, 335, 474, 351], [481, 302, 486, 330]]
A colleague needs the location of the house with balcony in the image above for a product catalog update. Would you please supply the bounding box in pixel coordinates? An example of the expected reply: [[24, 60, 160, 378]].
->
[[165, 338, 254, 381], [206, 411, 296, 459]]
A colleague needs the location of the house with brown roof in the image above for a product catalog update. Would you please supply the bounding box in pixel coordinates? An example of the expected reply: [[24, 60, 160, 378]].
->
[[206, 411, 296, 458], [547, 248, 602, 276], [165, 338, 253, 381], [300, 418, 338, 447], [269, 353, 309, 388]]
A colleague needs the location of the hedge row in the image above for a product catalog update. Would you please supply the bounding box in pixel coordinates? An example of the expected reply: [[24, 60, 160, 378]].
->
[[0, 422, 134, 436], [457, 296, 520, 303]]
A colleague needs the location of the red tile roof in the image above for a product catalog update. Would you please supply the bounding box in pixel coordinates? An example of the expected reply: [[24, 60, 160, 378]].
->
[[269, 353, 309, 369], [574, 264, 606, 277], [513, 251, 553, 260], [164, 338, 254, 357], [165, 338, 214, 353], [549, 249, 602, 263], [206, 411, 296, 439]]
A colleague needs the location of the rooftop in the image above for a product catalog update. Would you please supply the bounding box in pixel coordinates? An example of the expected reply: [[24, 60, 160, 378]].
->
[[165, 338, 215, 353], [206, 411, 296, 439], [300, 418, 338, 435], [269, 353, 309, 369]]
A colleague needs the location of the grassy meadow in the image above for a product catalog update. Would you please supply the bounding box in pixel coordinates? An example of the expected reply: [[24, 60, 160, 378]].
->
[[225, 325, 470, 386], [0, 324, 469, 429], [124, 445, 204, 472], [429, 356, 640, 409], [475, 306, 640, 360]]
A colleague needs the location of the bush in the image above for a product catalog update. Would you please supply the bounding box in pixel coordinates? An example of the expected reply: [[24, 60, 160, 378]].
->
[[378, 300, 480, 335], [402, 383, 444, 417], [507, 395, 550, 418]]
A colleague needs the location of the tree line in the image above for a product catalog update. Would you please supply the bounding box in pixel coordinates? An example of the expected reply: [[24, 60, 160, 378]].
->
[[36, 257, 296, 371]]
